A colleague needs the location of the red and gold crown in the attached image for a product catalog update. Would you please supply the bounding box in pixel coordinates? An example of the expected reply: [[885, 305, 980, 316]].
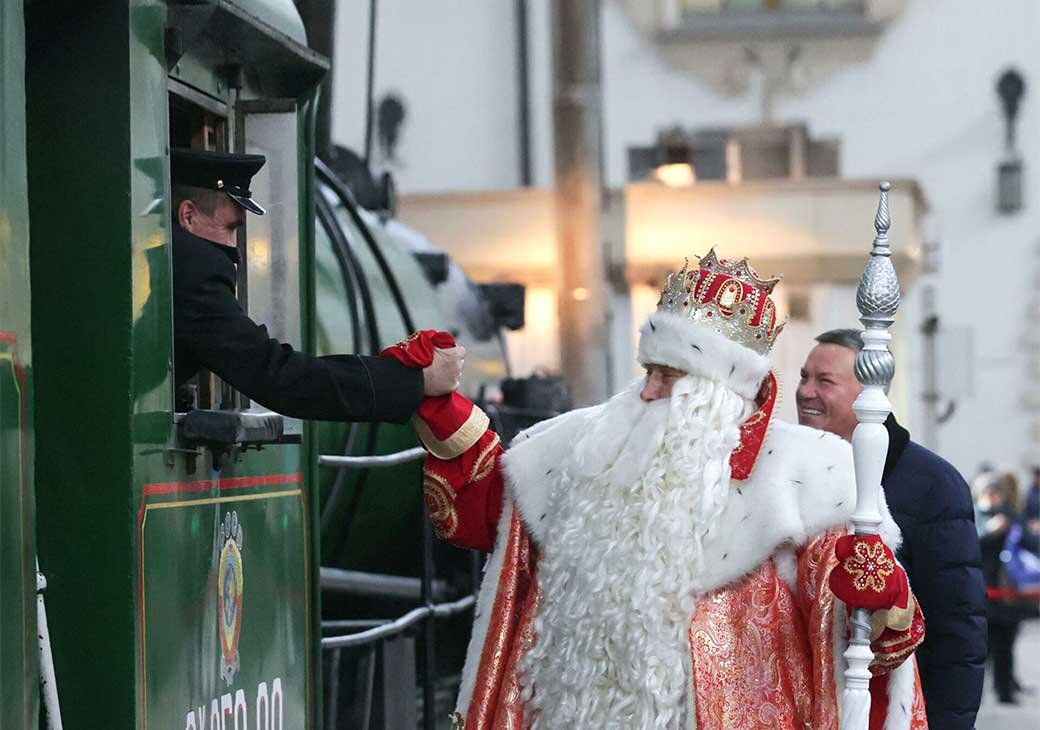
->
[[656, 249, 786, 356]]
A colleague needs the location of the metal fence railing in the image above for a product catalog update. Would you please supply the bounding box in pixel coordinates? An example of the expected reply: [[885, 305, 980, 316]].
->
[[319, 446, 473, 730]]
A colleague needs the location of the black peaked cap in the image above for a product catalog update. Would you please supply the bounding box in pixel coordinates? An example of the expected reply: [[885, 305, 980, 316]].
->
[[171, 148, 267, 215]]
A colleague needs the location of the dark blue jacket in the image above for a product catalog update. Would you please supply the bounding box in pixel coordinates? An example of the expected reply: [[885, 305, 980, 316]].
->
[[882, 416, 987, 730]]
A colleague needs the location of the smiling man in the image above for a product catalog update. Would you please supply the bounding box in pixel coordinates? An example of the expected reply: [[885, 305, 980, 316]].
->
[[797, 329, 987, 730], [795, 330, 863, 439]]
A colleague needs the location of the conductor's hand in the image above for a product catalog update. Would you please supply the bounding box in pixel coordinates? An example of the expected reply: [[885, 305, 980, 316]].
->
[[379, 330, 465, 396], [423, 346, 466, 396]]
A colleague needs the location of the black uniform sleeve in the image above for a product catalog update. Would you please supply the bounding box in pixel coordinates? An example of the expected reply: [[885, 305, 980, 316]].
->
[[174, 236, 422, 423], [907, 469, 987, 730]]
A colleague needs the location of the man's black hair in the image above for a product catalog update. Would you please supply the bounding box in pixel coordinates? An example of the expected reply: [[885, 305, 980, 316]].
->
[[814, 328, 864, 352]]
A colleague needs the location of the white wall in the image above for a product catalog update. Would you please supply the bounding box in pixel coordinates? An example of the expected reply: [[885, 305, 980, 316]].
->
[[331, 0, 1040, 477], [770, 0, 1040, 478], [331, 1, 526, 191]]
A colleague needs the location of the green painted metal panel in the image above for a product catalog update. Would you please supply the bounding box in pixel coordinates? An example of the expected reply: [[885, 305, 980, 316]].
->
[[27, 4, 147, 726], [138, 462, 310, 729], [27, 3, 325, 727], [0, 3, 38, 725], [313, 196, 453, 575], [297, 96, 324, 730]]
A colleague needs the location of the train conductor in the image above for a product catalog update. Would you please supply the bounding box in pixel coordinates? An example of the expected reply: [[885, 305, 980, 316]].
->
[[170, 148, 463, 421]]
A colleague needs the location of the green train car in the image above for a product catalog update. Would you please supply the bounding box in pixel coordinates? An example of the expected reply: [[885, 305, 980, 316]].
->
[[1, 2, 37, 727], [1, 2, 520, 728]]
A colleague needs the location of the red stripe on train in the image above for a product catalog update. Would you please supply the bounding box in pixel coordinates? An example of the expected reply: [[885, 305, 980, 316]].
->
[[142, 472, 303, 496]]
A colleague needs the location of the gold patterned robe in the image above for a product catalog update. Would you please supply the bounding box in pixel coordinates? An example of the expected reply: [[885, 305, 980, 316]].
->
[[418, 377, 927, 730]]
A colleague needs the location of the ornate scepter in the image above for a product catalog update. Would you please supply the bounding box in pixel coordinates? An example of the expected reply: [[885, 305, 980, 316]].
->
[[841, 182, 899, 729]]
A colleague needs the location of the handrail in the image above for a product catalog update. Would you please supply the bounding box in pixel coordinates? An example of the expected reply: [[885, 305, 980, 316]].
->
[[321, 619, 389, 631], [318, 446, 425, 468], [319, 566, 450, 601], [321, 595, 476, 650], [37, 558, 63, 730]]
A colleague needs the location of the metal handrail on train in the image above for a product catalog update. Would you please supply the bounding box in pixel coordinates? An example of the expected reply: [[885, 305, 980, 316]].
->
[[318, 446, 424, 468], [321, 595, 476, 650], [319, 565, 450, 602], [319, 438, 469, 727]]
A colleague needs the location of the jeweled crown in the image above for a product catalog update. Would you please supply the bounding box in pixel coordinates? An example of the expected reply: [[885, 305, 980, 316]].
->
[[656, 249, 786, 355]]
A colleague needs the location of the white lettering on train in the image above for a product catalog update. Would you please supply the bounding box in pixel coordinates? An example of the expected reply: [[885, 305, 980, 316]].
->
[[235, 689, 248, 730], [256, 682, 268, 730], [183, 678, 284, 730]]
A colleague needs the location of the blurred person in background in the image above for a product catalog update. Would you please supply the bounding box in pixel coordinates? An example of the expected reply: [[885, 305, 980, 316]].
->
[[971, 461, 997, 502], [797, 329, 987, 729], [976, 471, 1033, 704], [1025, 466, 1040, 538]]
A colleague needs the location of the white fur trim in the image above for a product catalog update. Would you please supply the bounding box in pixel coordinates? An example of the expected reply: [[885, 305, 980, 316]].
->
[[883, 658, 917, 730], [502, 405, 603, 545], [455, 498, 515, 715], [773, 545, 799, 591], [637, 311, 770, 400], [484, 412, 911, 722], [506, 415, 877, 594]]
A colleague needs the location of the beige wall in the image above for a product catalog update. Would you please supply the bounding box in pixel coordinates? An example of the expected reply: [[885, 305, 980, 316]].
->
[[399, 178, 925, 422]]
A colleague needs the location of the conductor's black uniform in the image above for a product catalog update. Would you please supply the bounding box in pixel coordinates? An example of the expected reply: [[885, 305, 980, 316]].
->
[[170, 148, 421, 422], [172, 225, 421, 421]]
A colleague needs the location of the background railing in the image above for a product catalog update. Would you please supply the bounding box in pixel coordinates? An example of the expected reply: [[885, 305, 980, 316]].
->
[[319, 446, 473, 730]]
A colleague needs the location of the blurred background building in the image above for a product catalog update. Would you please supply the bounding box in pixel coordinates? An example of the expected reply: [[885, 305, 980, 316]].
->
[[329, 0, 1040, 491]]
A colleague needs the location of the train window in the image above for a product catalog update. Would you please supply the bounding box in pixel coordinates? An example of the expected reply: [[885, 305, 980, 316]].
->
[[167, 91, 303, 418], [168, 86, 229, 412], [238, 102, 301, 352], [168, 86, 227, 151]]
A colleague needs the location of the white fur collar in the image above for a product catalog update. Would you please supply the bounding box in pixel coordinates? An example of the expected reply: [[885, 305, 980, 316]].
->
[[503, 413, 901, 595]]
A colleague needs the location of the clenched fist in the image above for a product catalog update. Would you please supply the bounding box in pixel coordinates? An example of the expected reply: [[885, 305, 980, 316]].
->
[[423, 345, 465, 396]]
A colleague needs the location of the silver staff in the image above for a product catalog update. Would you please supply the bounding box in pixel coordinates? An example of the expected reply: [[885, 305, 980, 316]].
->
[[841, 181, 900, 729]]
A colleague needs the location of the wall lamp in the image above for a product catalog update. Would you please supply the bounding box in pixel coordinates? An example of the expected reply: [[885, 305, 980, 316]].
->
[[996, 68, 1025, 214]]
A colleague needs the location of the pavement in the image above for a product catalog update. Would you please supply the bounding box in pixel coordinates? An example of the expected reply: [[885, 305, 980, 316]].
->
[[976, 619, 1040, 729]]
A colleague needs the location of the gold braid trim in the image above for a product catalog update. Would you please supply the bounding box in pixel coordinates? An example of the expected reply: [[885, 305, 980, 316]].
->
[[469, 434, 502, 484], [871, 644, 919, 669], [869, 593, 917, 641], [422, 469, 459, 539], [414, 405, 490, 460]]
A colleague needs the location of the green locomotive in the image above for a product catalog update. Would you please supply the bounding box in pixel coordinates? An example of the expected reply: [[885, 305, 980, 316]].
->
[[1, 2, 523, 728]]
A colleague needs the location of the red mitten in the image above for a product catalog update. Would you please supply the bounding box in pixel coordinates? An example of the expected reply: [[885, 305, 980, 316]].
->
[[828, 534, 910, 611], [379, 330, 457, 368], [380, 330, 488, 460]]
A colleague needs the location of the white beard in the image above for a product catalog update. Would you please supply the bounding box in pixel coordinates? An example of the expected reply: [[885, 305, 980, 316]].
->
[[519, 375, 753, 730]]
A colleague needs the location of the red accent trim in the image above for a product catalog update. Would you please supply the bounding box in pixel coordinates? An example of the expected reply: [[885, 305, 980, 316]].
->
[[0, 332, 27, 384], [730, 371, 777, 480], [142, 472, 303, 497]]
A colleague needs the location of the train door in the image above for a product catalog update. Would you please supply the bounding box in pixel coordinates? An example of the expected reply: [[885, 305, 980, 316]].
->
[[144, 90, 308, 730], [137, 8, 326, 730]]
